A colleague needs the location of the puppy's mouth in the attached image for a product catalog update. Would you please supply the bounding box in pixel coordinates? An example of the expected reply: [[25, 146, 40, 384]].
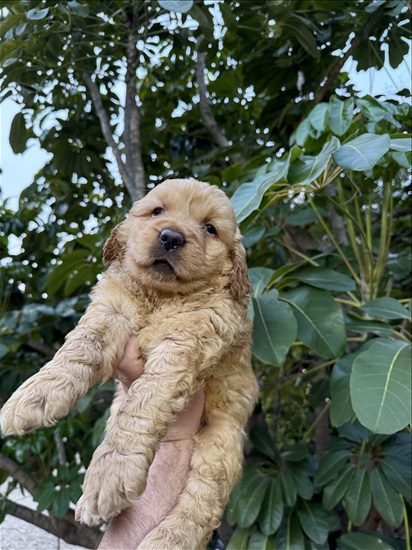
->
[[152, 258, 176, 275]]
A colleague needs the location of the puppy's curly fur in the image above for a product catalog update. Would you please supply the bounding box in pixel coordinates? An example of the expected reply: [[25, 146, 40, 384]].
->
[[0, 179, 258, 549]]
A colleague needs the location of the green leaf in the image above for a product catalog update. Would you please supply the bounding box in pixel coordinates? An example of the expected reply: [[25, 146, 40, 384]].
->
[[308, 103, 330, 132], [26, 8, 49, 20], [379, 457, 412, 499], [258, 479, 284, 535], [345, 469, 372, 526], [288, 137, 340, 186], [276, 514, 304, 549], [288, 462, 314, 499], [248, 530, 277, 550], [242, 226, 266, 248], [236, 470, 269, 528], [390, 136, 412, 152], [345, 317, 393, 337], [278, 468, 297, 507], [314, 451, 351, 487], [285, 206, 328, 226], [252, 290, 297, 366], [291, 267, 356, 292], [337, 532, 396, 550], [68, 1, 90, 17], [322, 463, 355, 510], [360, 297, 411, 320], [9, 112, 27, 154], [249, 267, 275, 297], [333, 134, 391, 171], [330, 356, 355, 427], [158, 0, 193, 13], [329, 96, 354, 136], [52, 488, 71, 518], [250, 426, 276, 459], [226, 526, 251, 550], [370, 469, 403, 527], [231, 153, 294, 223], [283, 16, 320, 58], [281, 286, 346, 359], [296, 501, 329, 545], [0, 13, 25, 37], [350, 339, 411, 434]]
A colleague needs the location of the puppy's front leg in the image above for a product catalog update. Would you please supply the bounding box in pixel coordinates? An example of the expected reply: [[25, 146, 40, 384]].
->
[[75, 332, 217, 526], [0, 293, 130, 436]]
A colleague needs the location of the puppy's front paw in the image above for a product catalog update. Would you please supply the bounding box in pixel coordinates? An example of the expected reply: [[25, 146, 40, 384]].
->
[[75, 445, 148, 525], [0, 371, 72, 436]]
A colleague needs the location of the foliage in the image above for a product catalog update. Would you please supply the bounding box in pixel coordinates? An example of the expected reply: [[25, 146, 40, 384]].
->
[[0, 0, 411, 548]]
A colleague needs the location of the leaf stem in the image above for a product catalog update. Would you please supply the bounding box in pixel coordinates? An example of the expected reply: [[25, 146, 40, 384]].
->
[[302, 400, 331, 443], [282, 359, 338, 387], [309, 199, 361, 285]]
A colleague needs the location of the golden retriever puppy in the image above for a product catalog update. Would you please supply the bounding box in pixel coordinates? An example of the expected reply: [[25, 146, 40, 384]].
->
[[0, 178, 258, 548]]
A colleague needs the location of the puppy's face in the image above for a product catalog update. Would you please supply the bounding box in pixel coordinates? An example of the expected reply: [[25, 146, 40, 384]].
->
[[110, 179, 244, 296]]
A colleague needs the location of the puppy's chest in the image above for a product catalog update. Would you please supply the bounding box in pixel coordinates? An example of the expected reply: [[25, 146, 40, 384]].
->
[[121, 295, 222, 356]]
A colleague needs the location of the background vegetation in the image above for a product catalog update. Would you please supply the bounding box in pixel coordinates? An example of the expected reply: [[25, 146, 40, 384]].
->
[[0, 1, 411, 548]]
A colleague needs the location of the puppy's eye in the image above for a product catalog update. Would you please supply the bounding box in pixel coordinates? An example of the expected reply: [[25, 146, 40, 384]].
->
[[204, 224, 217, 235], [152, 207, 164, 216]]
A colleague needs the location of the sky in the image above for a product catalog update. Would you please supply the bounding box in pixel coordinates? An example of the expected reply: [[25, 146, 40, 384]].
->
[[0, 49, 411, 211]]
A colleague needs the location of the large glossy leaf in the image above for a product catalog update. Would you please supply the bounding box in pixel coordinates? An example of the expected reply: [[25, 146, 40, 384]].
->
[[258, 479, 283, 536], [291, 267, 356, 292], [248, 530, 277, 550], [252, 290, 297, 366], [250, 426, 275, 459], [308, 103, 329, 132], [314, 450, 350, 487], [379, 457, 412, 499], [226, 527, 251, 550], [288, 137, 340, 185], [9, 112, 28, 154], [158, 0, 193, 13], [236, 470, 270, 528], [323, 463, 355, 510], [337, 532, 396, 550], [276, 514, 304, 550], [281, 286, 346, 359], [296, 501, 329, 545], [249, 267, 274, 297], [390, 136, 412, 152], [278, 468, 297, 507], [333, 133, 391, 171], [345, 469, 372, 526], [329, 96, 354, 136], [350, 340, 411, 434], [370, 469, 403, 527], [345, 317, 393, 337], [360, 297, 411, 320], [330, 355, 355, 427], [231, 151, 296, 222]]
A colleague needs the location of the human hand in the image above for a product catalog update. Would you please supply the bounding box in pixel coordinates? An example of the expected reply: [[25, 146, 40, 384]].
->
[[113, 334, 205, 440]]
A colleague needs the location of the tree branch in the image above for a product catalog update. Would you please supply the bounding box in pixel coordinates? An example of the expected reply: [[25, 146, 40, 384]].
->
[[1, 498, 101, 549], [26, 337, 55, 357], [0, 454, 38, 496], [83, 71, 133, 196], [196, 36, 231, 149], [123, 5, 146, 202], [315, 35, 361, 104]]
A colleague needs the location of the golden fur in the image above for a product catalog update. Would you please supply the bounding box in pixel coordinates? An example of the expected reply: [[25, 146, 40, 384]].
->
[[0, 178, 259, 549]]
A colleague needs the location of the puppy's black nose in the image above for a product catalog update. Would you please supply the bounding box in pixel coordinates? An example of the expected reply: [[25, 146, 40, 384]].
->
[[159, 228, 185, 251]]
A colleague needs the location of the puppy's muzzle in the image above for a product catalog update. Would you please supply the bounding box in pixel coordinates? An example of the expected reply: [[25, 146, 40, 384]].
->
[[159, 228, 185, 252]]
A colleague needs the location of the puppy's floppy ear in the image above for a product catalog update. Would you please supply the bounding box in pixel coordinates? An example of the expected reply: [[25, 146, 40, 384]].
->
[[103, 221, 127, 265], [229, 229, 252, 300]]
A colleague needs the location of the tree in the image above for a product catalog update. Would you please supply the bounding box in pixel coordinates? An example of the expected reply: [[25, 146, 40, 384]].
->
[[0, 1, 411, 548]]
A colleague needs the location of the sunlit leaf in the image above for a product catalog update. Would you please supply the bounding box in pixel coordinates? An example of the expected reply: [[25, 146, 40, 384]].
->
[[350, 339, 411, 434], [333, 133, 391, 171]]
